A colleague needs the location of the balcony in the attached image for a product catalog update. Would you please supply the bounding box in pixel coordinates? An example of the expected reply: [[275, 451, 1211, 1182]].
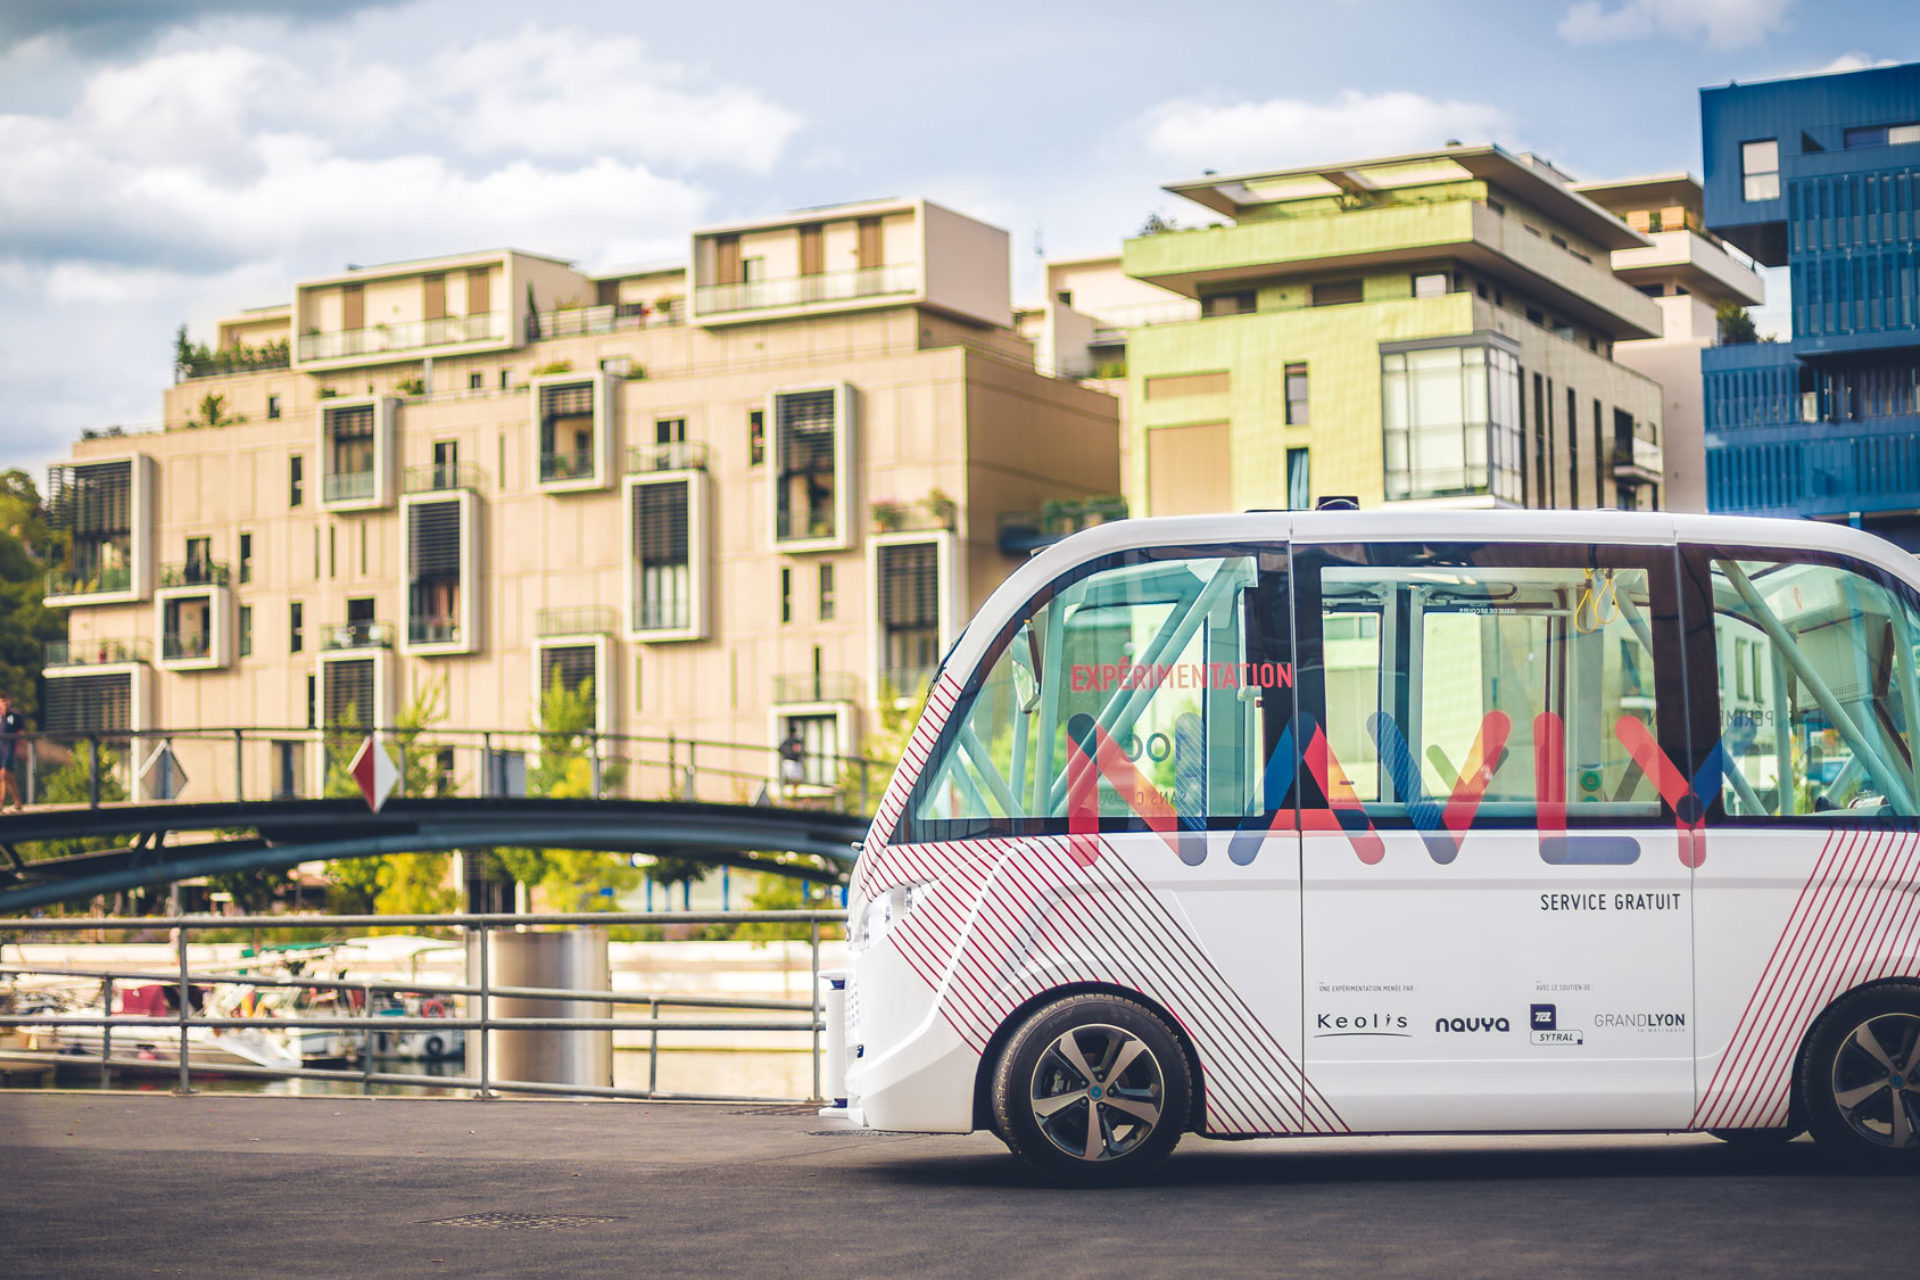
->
[[695, 263, 916, 317], [320, 621, 394, 651], [46, 564, 133, 599], [528, 300, 683, 339], [161, 631, 213, 663], [1613, 436, 1663, 486], [403, 462, 486, 494], [879, 665, 935, 698], [297, 312, 506, 365], [535, 605, 617, 638], [324, 470, 376, 504], [772, 672, 861, 705], [408, 616, 461, 647], [539, 449, 596, 484], [159, 560, 231, 589], [45, 638, 150, 668], [997, 496, 1129, 555], [636, 599, 691, 632], [626, 442, 708, 474]]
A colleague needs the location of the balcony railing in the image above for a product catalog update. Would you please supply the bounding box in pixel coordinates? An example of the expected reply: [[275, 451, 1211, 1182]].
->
[[695, 263, 916, 316], [626, 441, 708, 474], [45, 638, 151, 667], [879, 666, 935, 699], [997, 497, 1129, 555], [161, 631, 212, 662], [772, 672, 861, 705], [535, 605, 617, 638], [527, 299, 684, 339], [636, 600, 691, 632], [403, 462, 486, 493], [323, 470, 376, 504], [45, 564, 133, 599], [159, 560, 231, 589], [297, 312, 507, 363], [540, 449, 597, 484], [320, 622, 394, 651], [1613, 436, 1663, 482], [409, 616, 461, 646]]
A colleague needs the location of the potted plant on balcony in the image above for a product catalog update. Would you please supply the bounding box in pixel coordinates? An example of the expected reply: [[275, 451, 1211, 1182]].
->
[[871, 499, 907, 533], [921, 487, 957, 530], [1083, 494, 1128, 525], [1040, 497, 1079, 537]]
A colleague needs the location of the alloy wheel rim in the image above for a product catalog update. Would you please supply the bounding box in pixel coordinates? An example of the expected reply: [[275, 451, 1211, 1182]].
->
[[1029, 1023, 1165, 1162], [1829, 1011, 1920, 1149]]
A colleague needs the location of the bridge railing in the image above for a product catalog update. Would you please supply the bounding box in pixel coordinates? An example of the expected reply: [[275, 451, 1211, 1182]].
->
[[0, 909, 846, 1104], [0, 726, 884, 815]]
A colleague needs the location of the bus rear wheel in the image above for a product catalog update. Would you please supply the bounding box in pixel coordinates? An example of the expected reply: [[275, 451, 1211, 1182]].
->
[[1801, 983, 1920, 1170], [991, 994, 1190, 1186]]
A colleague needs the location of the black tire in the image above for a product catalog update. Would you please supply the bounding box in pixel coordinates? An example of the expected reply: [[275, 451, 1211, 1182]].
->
[[422, 1035, 447, 1060], [1708, 1127, 1799, 1146], [991, 993, 1191, 1187], [1799, 981, 1920, 1170]]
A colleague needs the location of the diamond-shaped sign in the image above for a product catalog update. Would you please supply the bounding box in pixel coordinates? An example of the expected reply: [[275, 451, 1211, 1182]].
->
[[348, 737, 401, 813], [139, 741, 189, 800]]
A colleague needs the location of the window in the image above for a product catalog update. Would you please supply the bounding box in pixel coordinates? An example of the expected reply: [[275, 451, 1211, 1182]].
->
[[290, 601, 304, 654], [321, 401, 379, 506], [781, 713, 842, 788], [306, 674, 316, 730], [1286, 448, 1311, 510], [749, 410, 766, 466], [904, 550, 1281, 840], [819, 563, 836, 621], [631, 477, 692, 632], [538, 643, 601, 732], [1202, 291, 1256, 317], [1844, 124, 1920, 149], [470, 372, 484, 391], [1742, 139, 1780, 201], [536, 379, 601, 485], [772, 387, 848, 546], [877, 542, 941, 697], [1413, 273, 1448, 299], [272, 741, 305, 800], [238, 533, 253, 584], [1382, 343, 1523, 503], [1700, 550, 1920, 820], [1526, 307, 1545, 326], [43, 672, 132, 734], [290, 455, 304, 507], [267, 395, 281, 421], [185, 537, 212, 582], [1311, 279, 1364, 307], [404, 494, 468, 648], [1300, 543, 1670, 854], [321, 657, 375, 731], [656, 417, 686, 445], [1285, 363, 1309, 425], [500, 369, 512, 390], [780, 567, 793, 623], [238, 605, 253, 658]]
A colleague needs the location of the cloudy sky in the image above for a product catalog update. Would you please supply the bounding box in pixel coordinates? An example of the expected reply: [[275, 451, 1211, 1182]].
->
[[0, 0, 1907, 478]]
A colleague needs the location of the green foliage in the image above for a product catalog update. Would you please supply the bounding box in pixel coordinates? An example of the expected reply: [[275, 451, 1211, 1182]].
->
[[0, 470, 64, 719], [836, 677, 929, 817], [207, 867, 290, 914], [733, 872, 843, 943], [185, 392, 245, 430], [1136, 211, 1181, 236], [18, 748, 128, 862], [530, 359, 575, 377], [496, 674, 635, 910], [174, 323, 289, 380], [1716, 299, 1759, 345]]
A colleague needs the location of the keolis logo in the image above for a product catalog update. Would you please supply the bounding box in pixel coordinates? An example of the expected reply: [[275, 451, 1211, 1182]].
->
[[1435, 1015, 1512, 1033], [1314, 1012, 1409, 1037]]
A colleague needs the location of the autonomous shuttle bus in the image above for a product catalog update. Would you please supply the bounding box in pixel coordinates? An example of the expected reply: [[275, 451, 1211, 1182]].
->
[[838, 510, 1920, 1183]]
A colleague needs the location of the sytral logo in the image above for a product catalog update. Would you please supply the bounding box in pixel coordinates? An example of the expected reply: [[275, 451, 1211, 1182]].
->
[[1529, 1003, 1584, 1046]]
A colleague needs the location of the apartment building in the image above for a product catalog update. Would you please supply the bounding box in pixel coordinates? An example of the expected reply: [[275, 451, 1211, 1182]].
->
[[41, 198, 1120, 798], [1112, 145, 1669, 515], [1570, 175, 1766, 513], [1697, 60, 1920, 544]]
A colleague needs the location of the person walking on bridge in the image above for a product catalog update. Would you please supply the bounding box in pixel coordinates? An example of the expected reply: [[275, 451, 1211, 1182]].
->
[[778, 724, 807, 801], [0, 693, 24, 811]]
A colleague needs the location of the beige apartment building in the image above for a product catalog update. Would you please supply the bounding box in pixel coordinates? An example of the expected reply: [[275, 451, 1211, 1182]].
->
[[41, 198, 1119, 800]]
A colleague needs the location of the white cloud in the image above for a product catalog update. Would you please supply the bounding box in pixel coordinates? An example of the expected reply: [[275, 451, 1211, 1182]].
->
[[1815, 51, 1899, 73], [1557, 0, 1796, 50], [1141, 90, 1514, 173]]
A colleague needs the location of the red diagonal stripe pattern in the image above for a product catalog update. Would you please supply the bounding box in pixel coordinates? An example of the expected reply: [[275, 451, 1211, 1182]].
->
[[1693, 828, 1920, 1129]]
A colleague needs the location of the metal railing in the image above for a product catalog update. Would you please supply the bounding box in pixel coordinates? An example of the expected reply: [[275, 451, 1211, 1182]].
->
[[527, 300, 684, 338], [626, 441, 708, 473], [298, 312, 507, 363], [320, 621, 394, 651], [159, 560, 231, 589], [772, 672, 861, 705], [402, 462, 486, 493], [695, 263, 916, 315], [535, 606, 618, 638], [45, 638, 151, 668], [45, 564, 132, 599], [160, 631, 213, 663], [0, 723, 880, 814], [0, 910, 842, 1103], [323, 470, 377, 504], [408, 617, 461, 646], [539, 449, 597, 484]]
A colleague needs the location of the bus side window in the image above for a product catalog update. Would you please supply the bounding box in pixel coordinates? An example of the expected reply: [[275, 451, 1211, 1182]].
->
[[902, 550, 1285, 841], [1704, 551, 1920, 820]]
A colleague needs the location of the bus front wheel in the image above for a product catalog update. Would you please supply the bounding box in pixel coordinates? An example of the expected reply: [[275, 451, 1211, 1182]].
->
[[1801, 982, 1920, 1169], [990, 993, 1190, 1186]]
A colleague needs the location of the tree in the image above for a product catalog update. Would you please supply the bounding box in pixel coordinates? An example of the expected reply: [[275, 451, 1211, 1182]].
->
[[495, 674, 636, 911], [1136, 211, 1181, 236], [320, 676, 460, 918], [1716, 299, 1759, 345], [18, 748, 128, 862], [836, 677, 930, 817], [0, 471, 65, 721]]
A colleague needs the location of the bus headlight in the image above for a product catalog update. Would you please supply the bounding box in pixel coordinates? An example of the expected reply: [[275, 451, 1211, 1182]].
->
[[860, 884, 920, 946]]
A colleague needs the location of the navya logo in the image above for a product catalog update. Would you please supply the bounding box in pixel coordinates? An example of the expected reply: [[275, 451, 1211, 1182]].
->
[[1529, 1003, 1584, 1046], [1434, 1015, 1511, 1033], [1314, 1012, 1410, 1038]]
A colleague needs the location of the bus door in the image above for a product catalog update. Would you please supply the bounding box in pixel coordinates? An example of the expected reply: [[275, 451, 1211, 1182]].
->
[[1293, 540, 1695, 1132], [1688, 546, 1920, 1132]]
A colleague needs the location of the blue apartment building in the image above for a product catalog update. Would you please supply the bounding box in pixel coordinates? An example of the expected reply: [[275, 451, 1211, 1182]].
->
[[1701, 60, 1920, 544]]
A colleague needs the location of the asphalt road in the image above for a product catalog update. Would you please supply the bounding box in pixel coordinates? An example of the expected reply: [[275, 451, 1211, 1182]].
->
[[1, 1093, 1911, 1278]]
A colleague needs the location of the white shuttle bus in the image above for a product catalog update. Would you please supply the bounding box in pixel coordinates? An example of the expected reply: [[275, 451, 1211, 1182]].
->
[[838, 510, 1920, 1183]]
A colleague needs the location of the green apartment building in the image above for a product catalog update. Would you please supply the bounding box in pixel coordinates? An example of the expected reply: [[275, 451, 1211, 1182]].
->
[[1120, 146, 1670, 515]]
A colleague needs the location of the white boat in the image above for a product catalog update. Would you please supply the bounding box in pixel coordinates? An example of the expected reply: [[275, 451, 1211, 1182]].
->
[[45, 983, 301, 1076]]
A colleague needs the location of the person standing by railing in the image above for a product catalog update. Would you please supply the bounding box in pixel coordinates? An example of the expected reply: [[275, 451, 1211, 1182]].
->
[[0, 693, 24, 810]]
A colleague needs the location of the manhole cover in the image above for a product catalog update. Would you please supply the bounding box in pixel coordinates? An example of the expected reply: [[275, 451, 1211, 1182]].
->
[[427, 1212, 625, 1231], [728, 1104, 822, 1116]]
